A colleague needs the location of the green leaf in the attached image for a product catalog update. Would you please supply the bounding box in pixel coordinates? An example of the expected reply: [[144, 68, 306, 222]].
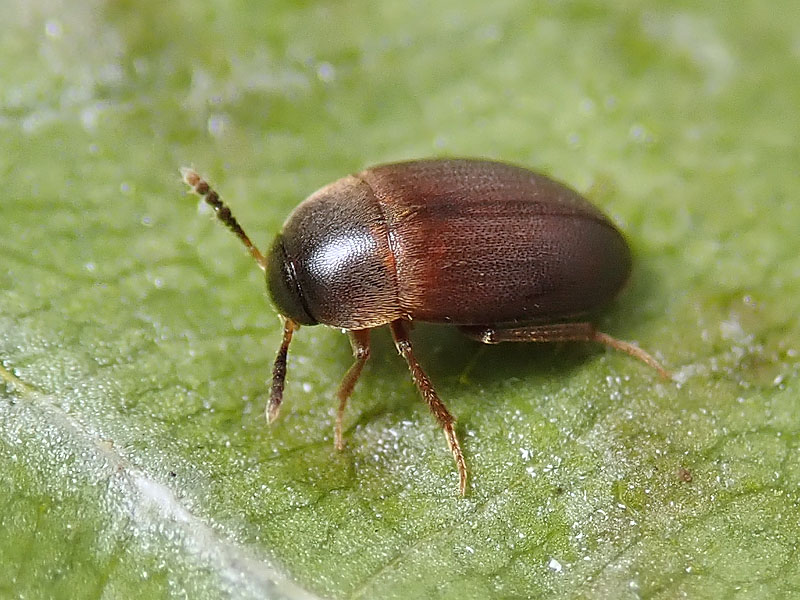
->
[[2, 1, 799, 598]]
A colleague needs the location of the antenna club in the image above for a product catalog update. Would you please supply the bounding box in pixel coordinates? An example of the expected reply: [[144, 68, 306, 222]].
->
[[180, 167, 201, 188]]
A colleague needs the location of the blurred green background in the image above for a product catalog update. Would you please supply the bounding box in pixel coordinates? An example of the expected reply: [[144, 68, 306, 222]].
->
[[2, 0, 799, 598]]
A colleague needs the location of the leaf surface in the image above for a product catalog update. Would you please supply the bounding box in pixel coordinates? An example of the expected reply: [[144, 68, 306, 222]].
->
[[1, 1, 799, 598]]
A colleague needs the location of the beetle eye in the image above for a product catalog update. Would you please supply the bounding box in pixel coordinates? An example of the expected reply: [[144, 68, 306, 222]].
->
[[265, 235, 317, 326]]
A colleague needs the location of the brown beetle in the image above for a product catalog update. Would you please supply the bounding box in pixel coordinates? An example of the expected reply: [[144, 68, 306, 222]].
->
[[181, 159, 668, 495]]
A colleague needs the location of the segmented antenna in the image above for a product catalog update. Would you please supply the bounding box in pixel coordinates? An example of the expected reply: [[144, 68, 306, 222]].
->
[[180, 168, 268, 272]]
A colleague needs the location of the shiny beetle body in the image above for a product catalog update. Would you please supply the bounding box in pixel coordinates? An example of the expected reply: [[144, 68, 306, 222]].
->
[[267, 159, 631, 329], [182, 158, 668, 496]]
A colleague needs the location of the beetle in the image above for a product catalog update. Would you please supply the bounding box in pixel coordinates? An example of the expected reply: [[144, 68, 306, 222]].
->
[[181, 158, 669, 495]]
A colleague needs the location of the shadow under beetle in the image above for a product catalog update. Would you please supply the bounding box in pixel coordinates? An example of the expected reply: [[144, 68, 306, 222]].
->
[[181, 158, 669, 495]]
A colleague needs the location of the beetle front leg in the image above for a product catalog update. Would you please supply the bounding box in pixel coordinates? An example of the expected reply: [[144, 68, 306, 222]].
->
[[335, 329, 371, 451], [267, 318, 297, 423], [460, 322, 670, 379], [390, 319, 468, 496]]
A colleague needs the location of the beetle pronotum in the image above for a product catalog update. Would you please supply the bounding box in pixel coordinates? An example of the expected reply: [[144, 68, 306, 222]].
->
[[181, 159, 669, 495]]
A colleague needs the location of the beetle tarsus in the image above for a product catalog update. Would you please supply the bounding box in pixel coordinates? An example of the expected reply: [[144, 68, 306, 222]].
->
[[591, 330, 671, 380], [443, 422, 468, 497], [334, 329, 371, 450], [390, 319, 468, 496]]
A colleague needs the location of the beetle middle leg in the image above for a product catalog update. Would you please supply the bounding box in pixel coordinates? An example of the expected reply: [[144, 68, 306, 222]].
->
[[460, 322, 670, 379], [390, 319, 468, 496], [335, 329, 371, 451]]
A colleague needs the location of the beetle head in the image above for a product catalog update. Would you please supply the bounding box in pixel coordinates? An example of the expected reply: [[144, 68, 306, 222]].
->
[[266, 234, 318, 326]]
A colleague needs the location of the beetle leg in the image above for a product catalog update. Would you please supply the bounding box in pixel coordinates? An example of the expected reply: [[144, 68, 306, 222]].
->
[[390, 319, 468, 496], [334, 329, 371, 451], [460, 322, 670, 379], [267, 318, 297, 423]]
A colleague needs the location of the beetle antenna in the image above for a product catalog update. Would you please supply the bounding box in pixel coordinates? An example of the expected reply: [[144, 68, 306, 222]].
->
[[180, 167, 268, 272], [267, 318, 296, 423]]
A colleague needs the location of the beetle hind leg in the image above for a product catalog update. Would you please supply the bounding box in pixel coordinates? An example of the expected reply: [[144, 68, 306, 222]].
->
[[460, 322, 670, 379], [334, 329, 371, 451], [390, 319, 468, 496]]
